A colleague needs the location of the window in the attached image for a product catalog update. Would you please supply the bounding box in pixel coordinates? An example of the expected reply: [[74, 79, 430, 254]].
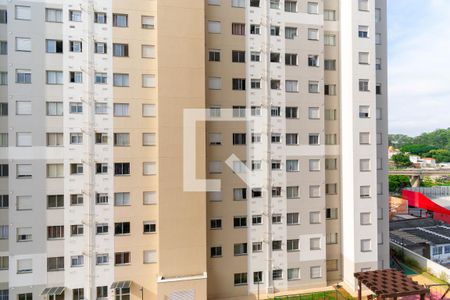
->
[[270, 0, 280, 9], [17, 227, 32, 242], [308, 28, 319, 40], [360, 212, 371, 225], [96, 224, 108, 235], [325, 134, 337, 145], [287, 239, 299, 252], [360, 159, 371, 172], [307, 2, 318, 14], [46, 102, 63, 116], [375, 33, 381, 45], [360, 186, 371, 198], [327, 233, 338, 245], [361, 239, 372, 252], [270, 52, 280, 62], [358, 26, 369, 38], [324, 9, 336, 21], [143, 162, 156, 175], [327, 259, 338, 272], [310, 238, 321, 250], [113, 73, 129, 87], [250, 0, 260, 7], [143, 221, 156, 234], [96, 253, 109, 265], [208, 49, 220, 62], [97, 286, 108, 299], [95, 163, 108, 175], [95, 42, 107, 54], [115, 252, 130, 265], [376, 58, 382, 70], [288, 268, 300, 281], [69, 102, 82, 114], [270, 26, 280, 36], [115, 222, 130, 235], [309, 185, 321, 198], [324, 34, 336, 46], [308, 55, 319, 67], [73, 289, 84, 300], [71, 255, 84, 267], [15, 5, 31, 20], [375, 8, 381, 22], [210, 246, 222, 258], [0, 195, 8, 208], [308, 81, 319, 93], [0, 41, 7, 55], [0, 133, 6, 147], [309, 133, 320, 145], [17, 164, 32, 178], [208, 77, 221, 90], [94, 12, 107, 24], [270, 80, 281, 90], [46, 8, 62, 22], [326, 183, 337, 195], [234, 188, 247, 200], [46, 164, 63, 178], [47, 226, 64, 239], [114, 133, 129, 146], [284, 53, 297, 66], [287, 186, 299, 199], [232, 0, 245, 8], [69, 72, 83, 83], [17, 259, 32, 274], [272, 240, 282, 250], [359, 0, 369, 11], [16, 69, 31, 84], [210, 218, 222, 229], [142, 133, 156, 146], [16, 132, 31, 147], [232, 78, 246, 90], [0, 225, 8, 239], [142, 74, 155, 88], [69, 41, 82, 52], [287, 212, 299, 225], [286, 133, 298, 145], [376, 83, 382, 95], [46, 71, 63, 85], [309, 159, 320, 172], [143, 250, 156, 264], [285, 1, 297, 12], [250, 24, 260, 35], [234, 273, 247, 286], [113, 43, 128, 57], [232, 133, 246, 145], [326, 208, 338, 220], [359, 52, 369, 64], [47, 195, 64, 209], [114, 163, 130, 175], [310, 211, 321, 224], [0, 73, 7, 85], [208, 21, 221, 33], [0, 165, 7, 177], [359, 105, 370, 118], [232, 23, 245, 35], [272, 187, 282, 197], [114, 103, 129, 116], [0, 256, 8, 270], [324, 84, 336, 96], [70, 225, 84, 236], [233, 216, 247, 228], [113, 14, 128, 27], [142, 104, 156, 117], [70, 133, 83, 145], [47, 257, 64, 271], [272, 269, 282, 280], [285, 80, 298, 93], [232, 50, 245, 63], [324, 59, 336, 70], [142, 45, 155, 58], [234, 243, 247, 256], [70, 163, 83, 175], [308, 107, 320, 119], [285, 107, 298, 119], [18, 294, 32, 300], [70, 194, 83, 206], [285, 27, 297, 39], [69, 10, 81, 22], [95, 73, 107, 84], [46, 39, 63, 54], [141, 16, 155, 29]]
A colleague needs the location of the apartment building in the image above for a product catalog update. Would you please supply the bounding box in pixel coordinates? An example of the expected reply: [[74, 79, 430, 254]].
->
[[0, 0, 388, 300]]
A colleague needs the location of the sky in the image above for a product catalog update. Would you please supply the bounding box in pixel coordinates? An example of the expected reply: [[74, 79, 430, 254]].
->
[[388, 0, 450, 136]]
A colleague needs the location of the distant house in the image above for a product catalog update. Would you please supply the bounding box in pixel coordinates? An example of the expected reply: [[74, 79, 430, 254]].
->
[[409, 155, 437, 168]]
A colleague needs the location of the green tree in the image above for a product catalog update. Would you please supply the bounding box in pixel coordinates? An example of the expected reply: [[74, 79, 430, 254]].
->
[[424, 149, 450, 163], [389, 175, 411, 194], [391, 153, 412, 168], [400, 144, 438, 156], [389, 134, 413, 148]]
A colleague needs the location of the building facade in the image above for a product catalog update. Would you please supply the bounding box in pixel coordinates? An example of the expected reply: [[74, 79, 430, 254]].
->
[[0, 0, 388, 299]]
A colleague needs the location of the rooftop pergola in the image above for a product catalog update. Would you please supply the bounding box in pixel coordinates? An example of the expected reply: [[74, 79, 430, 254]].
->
[[354, 269, 429, 300]]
